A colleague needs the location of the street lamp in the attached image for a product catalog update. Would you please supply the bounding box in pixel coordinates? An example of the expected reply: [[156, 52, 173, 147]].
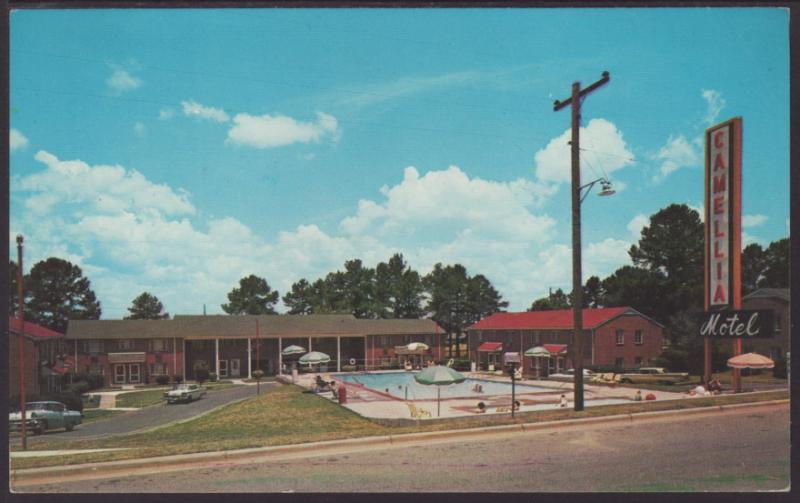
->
[[571, 177, 615, 411]]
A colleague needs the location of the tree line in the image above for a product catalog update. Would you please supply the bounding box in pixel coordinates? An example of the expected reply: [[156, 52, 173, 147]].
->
[[527, 203, 789, 373], [10, 203, 788, 365]]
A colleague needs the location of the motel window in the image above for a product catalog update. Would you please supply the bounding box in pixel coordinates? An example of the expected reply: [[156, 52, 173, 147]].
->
[[118, 339, 134, 350], [615, 330, 624, 346], [614, 357, 624, 369], [150, 363, 167, 375], [774, 315, 781, 332], [84, 341, 103, 354], [88, 363, 104, 375], [635, 357, 643, 366], [379, 336, 389, 347], [150, 339, 165, 352], [634, 330, 643, 345]]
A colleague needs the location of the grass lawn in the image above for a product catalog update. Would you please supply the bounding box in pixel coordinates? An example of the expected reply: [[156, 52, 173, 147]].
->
[[10, 384, 788, 470]]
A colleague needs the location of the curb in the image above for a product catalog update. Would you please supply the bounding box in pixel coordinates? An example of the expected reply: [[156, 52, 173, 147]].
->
[[10, 398, 788, 485]]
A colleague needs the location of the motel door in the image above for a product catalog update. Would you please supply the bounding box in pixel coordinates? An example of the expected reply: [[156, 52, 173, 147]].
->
[[219, 360, 228, 378], [229, 359, 240, 377], [113, 363, 141, 384]]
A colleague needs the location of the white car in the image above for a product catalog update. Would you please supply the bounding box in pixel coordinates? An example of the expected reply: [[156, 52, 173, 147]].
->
[[549, 369, 594, 379], [164, 383, 207, 404]]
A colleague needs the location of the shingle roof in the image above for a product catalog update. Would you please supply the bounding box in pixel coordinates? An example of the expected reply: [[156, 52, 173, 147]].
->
[[742, 288, 790, 302], [66, 314, 441, 340], [8, 317, 64, 340], [468, 306, 661, 330]]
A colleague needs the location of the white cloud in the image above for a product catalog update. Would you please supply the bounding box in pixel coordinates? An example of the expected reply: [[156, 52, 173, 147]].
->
[[742, 214, 767, 228], [10, 129, 29, 151], [339, 70, 482, 107], [21, 151, 195, 216], [584, 238, 632, 278], [534, 118, 634, 184], [106, 69, 142, 93], [181, 100, 230, 123], [702, 89, 726, 125], [158, 108, 175, 120], [133, 122, 146, 137], [651, 135, 699, 182], [226, 112, 339, 149], [627, 214, 649, 239]]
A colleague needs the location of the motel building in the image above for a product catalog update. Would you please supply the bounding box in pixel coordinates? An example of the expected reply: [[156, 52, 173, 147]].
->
[[64, 314, 443, 385], [466, 307, 664, 378]]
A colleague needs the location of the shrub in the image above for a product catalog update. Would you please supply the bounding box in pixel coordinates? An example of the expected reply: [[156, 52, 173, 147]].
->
[[193, 360, 209, 383], [208, 372, 218, 382], [172, 375, 184, 384], [252, 370, 264, 380], [65, 381, 89, 395], [451, 359, 472, 371], [86, 373, 105, 390], [477, 402, 486, 411], [155, 374, 170, 385]]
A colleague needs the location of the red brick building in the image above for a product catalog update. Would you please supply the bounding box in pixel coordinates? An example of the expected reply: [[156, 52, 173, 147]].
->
[[65, 315, 443, 385], [8, 317, 67, 397], [467, 307, 664, 377]]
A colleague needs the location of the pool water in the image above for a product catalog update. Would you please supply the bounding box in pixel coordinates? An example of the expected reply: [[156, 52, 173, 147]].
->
[[337, 371, 556, 400]]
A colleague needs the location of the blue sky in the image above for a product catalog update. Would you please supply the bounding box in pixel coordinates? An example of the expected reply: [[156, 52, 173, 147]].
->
[[9, 8, 790, 317]]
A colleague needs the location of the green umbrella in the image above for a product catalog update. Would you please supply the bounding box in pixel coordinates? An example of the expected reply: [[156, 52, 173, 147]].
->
[[524, 346, 551, 358], [299, 351, 331, 365], [282, 345, 306, 356], [414, 365, 466, 417]]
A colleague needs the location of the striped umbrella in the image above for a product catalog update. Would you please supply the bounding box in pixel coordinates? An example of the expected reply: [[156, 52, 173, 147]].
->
[[299, 351, 331, 366], [414, 365, 466, 417], [406, 342, 430, 351], [281, 345, 306, 355]]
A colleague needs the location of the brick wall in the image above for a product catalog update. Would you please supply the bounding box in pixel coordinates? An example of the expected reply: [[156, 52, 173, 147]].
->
[[592, 314, 663, 368], [8, 334, 39, 397]]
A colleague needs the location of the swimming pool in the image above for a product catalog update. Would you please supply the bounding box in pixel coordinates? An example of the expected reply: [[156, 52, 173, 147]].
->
[[337, 371, 557, 400]]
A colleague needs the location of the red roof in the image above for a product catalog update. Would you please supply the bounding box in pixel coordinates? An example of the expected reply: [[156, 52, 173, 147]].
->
[[477, 342, 503, 352], [8, 317, 64, 339], [543, 344, 568, 355], [469, 307, 632, 331]]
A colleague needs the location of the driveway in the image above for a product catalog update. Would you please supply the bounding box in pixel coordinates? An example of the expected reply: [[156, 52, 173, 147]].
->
[[19, 384, 262, 444]]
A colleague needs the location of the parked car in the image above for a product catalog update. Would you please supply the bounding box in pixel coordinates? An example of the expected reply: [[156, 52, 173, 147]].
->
[[164, 383, 207, 404], [9, 401, 82, 435], [549, 369, 594, 379], [619, 367, 690, 385]]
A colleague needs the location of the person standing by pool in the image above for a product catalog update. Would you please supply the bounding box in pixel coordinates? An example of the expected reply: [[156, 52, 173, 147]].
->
[[558, 395, 568, 408]]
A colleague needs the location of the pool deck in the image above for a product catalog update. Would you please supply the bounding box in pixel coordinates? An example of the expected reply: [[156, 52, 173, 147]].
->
[[294, 371, 689, 420]]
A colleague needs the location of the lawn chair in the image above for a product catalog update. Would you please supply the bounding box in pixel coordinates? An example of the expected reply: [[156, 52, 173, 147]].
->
[[315, 375, 332, 392], [406, 402, 432, 419], [495, 406, 512, 413]]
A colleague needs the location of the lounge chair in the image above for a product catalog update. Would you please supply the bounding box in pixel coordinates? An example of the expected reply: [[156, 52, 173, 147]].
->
[[406, 402, 432, 419], [315, 375, 332, 392], [404, 361, 413, 371], [495, 406, 511, 413]]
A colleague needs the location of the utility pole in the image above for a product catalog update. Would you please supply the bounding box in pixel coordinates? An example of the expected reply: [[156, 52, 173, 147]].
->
[[16, 235, 27, 449], [554, 71, 610, 412]]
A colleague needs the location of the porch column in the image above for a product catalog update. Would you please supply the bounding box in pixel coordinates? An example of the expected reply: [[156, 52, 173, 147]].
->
[[182, 339, 186, 380], [308, 336, 312, 352], [74, 339, 78, 375], [247, 338, 252, 379], [215, 338, 220, 376], [364, 336, 368, 371], [173, 337, 177, 377], [336, 336, 341, 372], [278, 337, 283, 375]]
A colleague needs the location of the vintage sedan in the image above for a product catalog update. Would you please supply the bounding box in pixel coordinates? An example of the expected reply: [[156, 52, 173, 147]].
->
[[164, 383, 207, 404], [619, 367, 690, 385], [9, 401, 82, 435]]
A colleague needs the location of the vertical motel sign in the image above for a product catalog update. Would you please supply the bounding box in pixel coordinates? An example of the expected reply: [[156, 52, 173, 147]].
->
[[702, 117, 743, 387]]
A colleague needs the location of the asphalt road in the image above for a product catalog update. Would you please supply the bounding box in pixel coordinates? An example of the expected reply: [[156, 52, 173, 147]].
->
[[19, 403, 789, 492], [19, 384, 259, 444]]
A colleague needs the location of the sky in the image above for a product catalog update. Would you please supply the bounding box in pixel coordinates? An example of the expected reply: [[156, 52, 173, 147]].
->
[[9, 7, 790, 318]]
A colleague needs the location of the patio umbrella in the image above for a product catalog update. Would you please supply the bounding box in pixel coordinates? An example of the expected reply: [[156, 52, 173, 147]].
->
[[299, 351, 331, 369], [414, 365, 466, 417], [406, 342, 429, 351], [281, 345, 306, 355], [524, 346, 551, 358], [727, 352, 775, 369]]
